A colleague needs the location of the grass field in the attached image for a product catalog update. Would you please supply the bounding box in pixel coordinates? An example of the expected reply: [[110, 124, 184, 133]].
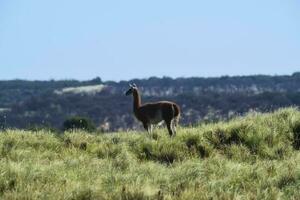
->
[[0, 108, 300, 200]]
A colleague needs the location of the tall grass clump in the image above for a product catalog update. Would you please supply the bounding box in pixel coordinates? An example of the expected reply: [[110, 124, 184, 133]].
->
[[0, 108, 299, 199], [203, 108, 300, 160]]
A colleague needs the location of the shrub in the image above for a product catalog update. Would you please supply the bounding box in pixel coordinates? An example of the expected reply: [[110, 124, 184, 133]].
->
[[63, 116, 96, 132]]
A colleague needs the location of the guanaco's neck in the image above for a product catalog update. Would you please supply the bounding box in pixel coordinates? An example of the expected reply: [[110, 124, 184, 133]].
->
[[133, 89, 141, 113]]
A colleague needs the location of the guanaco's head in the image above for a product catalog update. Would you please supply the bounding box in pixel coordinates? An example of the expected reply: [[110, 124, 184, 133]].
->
[[125, 83, 137, 96]]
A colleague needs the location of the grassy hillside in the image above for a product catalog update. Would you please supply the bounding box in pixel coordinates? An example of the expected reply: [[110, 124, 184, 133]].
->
[[0, 108, 300, 199]]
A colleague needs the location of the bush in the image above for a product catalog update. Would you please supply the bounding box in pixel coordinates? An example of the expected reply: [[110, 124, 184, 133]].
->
[[63, 116, 96, 132]]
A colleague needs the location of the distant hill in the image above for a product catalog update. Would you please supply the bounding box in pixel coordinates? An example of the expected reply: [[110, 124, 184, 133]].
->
[[1, 73, 300, 131]]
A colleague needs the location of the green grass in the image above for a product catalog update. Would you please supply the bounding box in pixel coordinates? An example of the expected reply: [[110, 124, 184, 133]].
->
[[0, 108, 300, 199]]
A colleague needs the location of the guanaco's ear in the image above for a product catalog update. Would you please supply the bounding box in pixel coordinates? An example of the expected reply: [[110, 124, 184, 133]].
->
[[132, 83, 137, 88], [129, 83, 133, 88]]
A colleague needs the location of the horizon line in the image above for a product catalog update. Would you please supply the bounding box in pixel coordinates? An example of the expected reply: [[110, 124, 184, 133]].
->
[[0, 71, 299, 83]]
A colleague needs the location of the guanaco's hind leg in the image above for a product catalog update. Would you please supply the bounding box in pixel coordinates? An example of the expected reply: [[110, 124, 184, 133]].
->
[[149, 124, 153, 133], [165, 119, 173, 137], [143, 122, 152, 134], [143, 122, 148, 132], [171, 119, 177, 136]]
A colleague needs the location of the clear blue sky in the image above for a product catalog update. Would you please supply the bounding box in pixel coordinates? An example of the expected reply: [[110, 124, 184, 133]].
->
[[0, 0, 299, 81]]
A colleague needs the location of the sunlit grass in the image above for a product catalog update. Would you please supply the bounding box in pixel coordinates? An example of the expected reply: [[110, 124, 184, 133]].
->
[[0, 107, 300, 199]]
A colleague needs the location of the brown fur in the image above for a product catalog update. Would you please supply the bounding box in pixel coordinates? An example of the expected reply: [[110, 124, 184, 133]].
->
[[126, 85, 180, 136]]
